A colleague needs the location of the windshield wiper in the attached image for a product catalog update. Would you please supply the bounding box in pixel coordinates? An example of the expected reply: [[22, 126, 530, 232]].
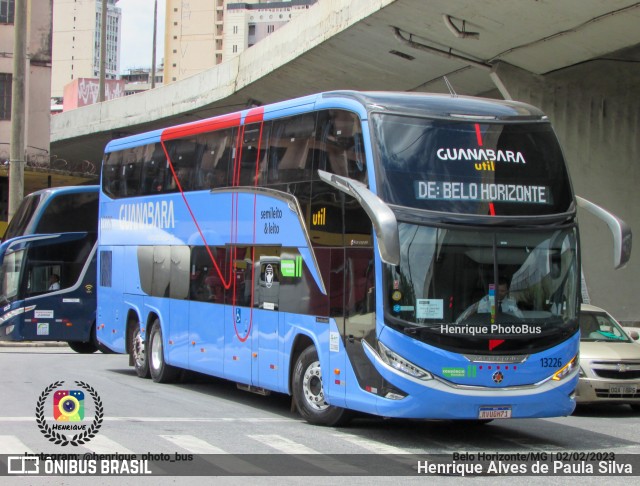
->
[[402, 324, 443, 335]]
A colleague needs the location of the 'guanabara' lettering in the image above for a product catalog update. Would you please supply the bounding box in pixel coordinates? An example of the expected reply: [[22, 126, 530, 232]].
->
[[437, 148, 526, 164], [118, 200, 175, 229]]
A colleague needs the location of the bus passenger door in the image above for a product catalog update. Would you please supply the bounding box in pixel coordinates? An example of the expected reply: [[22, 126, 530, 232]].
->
[[223, 246, 254, 384], [252, 252, 281, 390]]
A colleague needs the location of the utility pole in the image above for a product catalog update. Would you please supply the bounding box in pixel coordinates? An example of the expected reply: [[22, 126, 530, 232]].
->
[[98, 0, 107, 102], [8, 0, 28, 220], [151, 0, 157, 89]]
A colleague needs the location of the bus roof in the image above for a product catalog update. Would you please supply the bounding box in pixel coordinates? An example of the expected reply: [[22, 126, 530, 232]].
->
[[323, 91, 547, 120], [24, 185, 99, 198], [103, 90, 548, 153]]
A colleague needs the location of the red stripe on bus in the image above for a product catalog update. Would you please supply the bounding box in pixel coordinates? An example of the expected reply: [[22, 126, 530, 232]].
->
[[474, 123, 483, 146], [244, 106, 265, 124], [162, 117, 266, 343], [232, 120, 264, 343], [161, 113, 242, 141], [489, 202, 495, 215], [161, 141, 232, 290]]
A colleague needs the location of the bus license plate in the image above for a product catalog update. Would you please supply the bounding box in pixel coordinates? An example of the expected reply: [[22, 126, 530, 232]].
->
[[478, 406, 512, 419], [610, 385, 637, 394]]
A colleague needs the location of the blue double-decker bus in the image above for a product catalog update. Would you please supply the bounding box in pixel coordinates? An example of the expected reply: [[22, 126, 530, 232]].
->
[[0, 186, 101, 353], [97, 91, 630, 425]]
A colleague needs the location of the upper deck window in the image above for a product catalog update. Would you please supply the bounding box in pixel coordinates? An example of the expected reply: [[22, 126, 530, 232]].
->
[[3, 194, 41, 240], [372, 114, 572, 216]]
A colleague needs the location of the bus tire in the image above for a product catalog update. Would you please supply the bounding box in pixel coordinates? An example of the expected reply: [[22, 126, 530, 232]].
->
[[68, 340, 98, 354], [292, 346, 351, 426], [148, 319, 179, 383], [131, 320, 150, 378]]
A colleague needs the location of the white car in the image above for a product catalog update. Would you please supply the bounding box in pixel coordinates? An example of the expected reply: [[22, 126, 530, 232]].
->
[[576, 304, 640, 411]]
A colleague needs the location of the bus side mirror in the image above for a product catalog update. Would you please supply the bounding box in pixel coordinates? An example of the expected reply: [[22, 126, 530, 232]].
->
[[576, 196, 632, 269], [318, 170, 400, 266]]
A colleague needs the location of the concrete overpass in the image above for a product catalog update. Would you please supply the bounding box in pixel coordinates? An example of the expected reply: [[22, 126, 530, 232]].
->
[[50, 0, 640, 322]]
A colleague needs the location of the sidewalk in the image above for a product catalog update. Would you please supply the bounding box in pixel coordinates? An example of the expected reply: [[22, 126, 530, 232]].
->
[[0, 341, 69, 347]]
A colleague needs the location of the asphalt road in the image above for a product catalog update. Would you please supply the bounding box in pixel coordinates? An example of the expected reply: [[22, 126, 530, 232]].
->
[[1, 345, 638, 485]]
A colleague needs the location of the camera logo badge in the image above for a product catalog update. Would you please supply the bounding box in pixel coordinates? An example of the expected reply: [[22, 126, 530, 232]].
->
[[53, 390, 85, 422], [36, 380, 103, 446]]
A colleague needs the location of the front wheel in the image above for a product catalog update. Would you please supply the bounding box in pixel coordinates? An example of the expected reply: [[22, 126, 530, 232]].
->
[[292, 346, 351, 426], [131, 320, 149, 378], [148, 319, 180, 383]]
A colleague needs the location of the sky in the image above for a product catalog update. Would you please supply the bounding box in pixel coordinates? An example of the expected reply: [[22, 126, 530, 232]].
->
[[117, 0, 166, 71]]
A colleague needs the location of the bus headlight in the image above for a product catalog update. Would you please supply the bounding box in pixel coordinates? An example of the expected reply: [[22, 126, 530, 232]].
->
[[552, 354, 578, 381], [377, 341, 433, 381]]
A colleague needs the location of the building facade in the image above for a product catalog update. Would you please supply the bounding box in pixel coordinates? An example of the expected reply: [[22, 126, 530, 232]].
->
[[0, 0, 54, 224], [51, 0, 121, 98], [223, 0, 316, 63], [164, 0, 316, 84]]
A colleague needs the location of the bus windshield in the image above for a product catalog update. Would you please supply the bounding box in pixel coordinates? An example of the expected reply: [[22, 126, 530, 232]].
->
[[372, 114, 573, 216], [384, 225, 579, 335], [3, 194, 41, 241]]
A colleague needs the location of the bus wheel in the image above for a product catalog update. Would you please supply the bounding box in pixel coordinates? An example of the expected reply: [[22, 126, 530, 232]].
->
[[131, 321, 149, 378], [149, 319, 179, 383], [68, 341, 98, 354], [292, 346, 351, 426]]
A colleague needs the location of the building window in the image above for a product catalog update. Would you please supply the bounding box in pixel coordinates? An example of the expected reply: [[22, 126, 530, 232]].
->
[[248, 24, 255, 36], [0, 73, 12, 120], [0, 0, 15, 24], [232, 45, 237, 53], [233, 25, 238, 34], [267, 25, 274, 34]]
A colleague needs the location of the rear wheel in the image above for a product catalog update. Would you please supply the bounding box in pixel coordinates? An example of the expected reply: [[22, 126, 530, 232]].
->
[[131, 320, 149, 378], [149, 319, 180, 383], [292, 346, 351, 426], [68, 340, 98, 354]]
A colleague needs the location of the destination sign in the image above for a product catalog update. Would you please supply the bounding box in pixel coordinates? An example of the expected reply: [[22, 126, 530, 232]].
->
[[415, 181, 551, 205]]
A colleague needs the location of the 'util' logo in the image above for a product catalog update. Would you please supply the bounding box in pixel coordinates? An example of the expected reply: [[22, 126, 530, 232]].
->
[[312, 207, 326, 226]]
